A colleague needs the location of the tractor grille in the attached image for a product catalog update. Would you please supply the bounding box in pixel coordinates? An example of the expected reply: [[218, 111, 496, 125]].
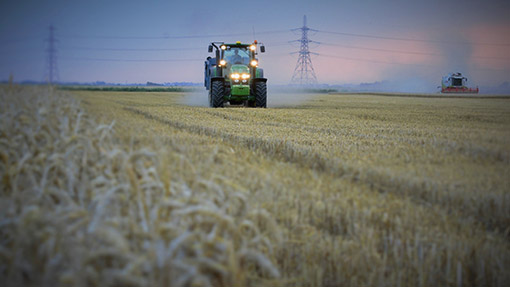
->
[[232, 79, 249, 85]]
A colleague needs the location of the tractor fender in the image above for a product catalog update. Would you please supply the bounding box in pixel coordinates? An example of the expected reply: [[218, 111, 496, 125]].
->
[[252, 78, 267, 83], [211, 77, 225, 83], [209, 77, 225, 90], [206, 75, 224, 90]]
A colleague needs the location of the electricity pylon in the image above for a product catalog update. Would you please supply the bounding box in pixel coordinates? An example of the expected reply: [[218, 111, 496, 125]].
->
[[44, 25, 59, 84], [290, 15, 318, 86]]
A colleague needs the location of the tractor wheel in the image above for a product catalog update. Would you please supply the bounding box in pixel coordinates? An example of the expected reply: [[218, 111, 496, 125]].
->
[[208, 89, 212, 107], [211, 80, 224, 108], [255, 81, 267, 108]]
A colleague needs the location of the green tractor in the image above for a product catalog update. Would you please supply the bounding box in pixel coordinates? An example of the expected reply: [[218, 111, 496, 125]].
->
[[204, 41, 267, 108]]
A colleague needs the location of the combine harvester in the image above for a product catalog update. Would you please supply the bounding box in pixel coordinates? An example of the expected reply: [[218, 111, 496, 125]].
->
[[204, 41, 267, 108], [441, 72, 479, 94]]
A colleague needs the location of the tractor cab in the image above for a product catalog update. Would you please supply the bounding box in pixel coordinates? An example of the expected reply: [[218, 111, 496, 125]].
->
[[444, 73, 467, 87], [224, 46, 250, 65]]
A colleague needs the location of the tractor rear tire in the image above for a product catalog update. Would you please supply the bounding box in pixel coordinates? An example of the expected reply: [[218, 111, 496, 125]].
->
[[211, 81, 224, 108], [255, 81, 267, 108]]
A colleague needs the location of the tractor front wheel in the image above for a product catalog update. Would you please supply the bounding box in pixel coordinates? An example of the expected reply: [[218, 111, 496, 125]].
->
[[210, 81, 224, 108], [255, 81, 267, 108]]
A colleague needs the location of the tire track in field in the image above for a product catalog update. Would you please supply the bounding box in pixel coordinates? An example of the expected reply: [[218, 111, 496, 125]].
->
[[199, 108, 510, 164], [201, 109, 250, 122], [123, 106, 510, 233]]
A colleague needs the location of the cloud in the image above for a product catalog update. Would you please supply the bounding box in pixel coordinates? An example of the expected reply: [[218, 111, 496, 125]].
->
[[465, 22, 510, 86], [312, 30, 442, 86], [467, 23, 510, 70]]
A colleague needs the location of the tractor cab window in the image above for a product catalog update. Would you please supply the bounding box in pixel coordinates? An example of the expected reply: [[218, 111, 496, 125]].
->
[[225, 47, 249, 65], [452, 78, 463, 86]]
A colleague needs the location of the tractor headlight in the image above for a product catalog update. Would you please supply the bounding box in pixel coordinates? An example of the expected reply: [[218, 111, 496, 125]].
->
[[231, 73, 240, 79], [250, 60, 258, 67], [219, 59, 226, 66], [241, 73, 250, 79]]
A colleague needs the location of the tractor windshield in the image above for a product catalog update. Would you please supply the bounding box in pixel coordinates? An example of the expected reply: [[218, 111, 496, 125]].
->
[[452, 78, 463, 86], [224, 47, 249, 65]]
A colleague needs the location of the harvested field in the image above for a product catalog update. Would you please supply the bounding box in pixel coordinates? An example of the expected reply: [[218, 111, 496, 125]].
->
[[1, 86, 510, 287]]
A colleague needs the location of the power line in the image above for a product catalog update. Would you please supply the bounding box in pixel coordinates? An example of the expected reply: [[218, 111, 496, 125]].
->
[[319, 53, 435, 67], [319, 42, 441, 56], [31, 24, 510, 77], [60, 46, 203, 52], [59, 29, 290, 40], [318, 42, 510, 61], [319, 53, 510, 72], [65, 57, 203, 62], [316, 29, 510, 47], [11, 41, 509, 63]]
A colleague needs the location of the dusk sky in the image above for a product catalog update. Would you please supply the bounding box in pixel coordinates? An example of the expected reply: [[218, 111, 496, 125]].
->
[[1, 0, 509, 91]]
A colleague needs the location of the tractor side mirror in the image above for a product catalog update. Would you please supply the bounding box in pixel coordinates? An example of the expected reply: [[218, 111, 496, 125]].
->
[[260, 45, 265, 53], [208, 45, 213, 53]]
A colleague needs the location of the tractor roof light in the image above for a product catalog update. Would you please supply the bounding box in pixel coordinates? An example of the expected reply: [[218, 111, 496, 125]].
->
[[250, 60, 258, 67], [220, 45, 227, 50], [250, 45, 256, 51]]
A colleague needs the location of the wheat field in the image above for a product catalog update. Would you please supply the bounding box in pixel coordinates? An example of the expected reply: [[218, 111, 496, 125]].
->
[[1, 86, 509, 287]]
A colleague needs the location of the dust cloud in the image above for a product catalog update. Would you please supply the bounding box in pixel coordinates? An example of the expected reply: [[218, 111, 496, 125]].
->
[[267, 85, 316, 107], [181, 89, 209, 107], [180, 85, 318, 108]]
